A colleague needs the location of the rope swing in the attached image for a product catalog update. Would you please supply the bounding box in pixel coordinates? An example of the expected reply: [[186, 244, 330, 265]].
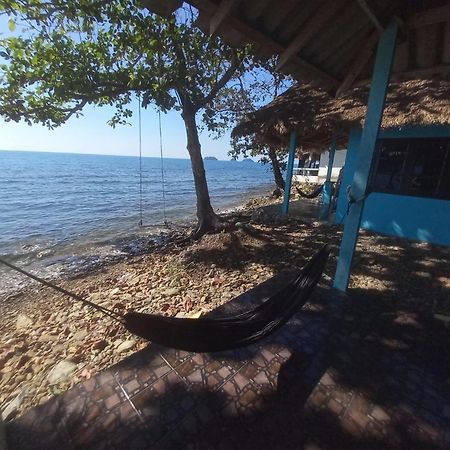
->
[[137, 94, 168, 228], [138, 93, 143, 227], [158, 110, 168, 226]]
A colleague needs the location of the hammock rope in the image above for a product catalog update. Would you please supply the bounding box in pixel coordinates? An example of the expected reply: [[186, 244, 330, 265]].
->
[[0, 258, 124, 323], [0, 244, 330, 352]]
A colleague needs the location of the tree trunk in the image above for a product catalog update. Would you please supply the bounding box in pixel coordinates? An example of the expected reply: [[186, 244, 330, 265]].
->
[[268, 147, 285, 191], [181, 102, 220, 238]]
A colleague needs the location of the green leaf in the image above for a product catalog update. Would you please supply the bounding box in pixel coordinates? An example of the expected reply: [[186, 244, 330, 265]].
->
[[8, 19, 16, 32]]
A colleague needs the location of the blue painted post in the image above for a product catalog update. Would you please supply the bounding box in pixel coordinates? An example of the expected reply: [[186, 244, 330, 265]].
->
[[334, 20, 398, 292], [320, 134, 337, 220], [282, 131, 298, 215]]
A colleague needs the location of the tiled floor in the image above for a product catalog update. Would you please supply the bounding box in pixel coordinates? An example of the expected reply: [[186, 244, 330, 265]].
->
[[6, 274, 450, 449]]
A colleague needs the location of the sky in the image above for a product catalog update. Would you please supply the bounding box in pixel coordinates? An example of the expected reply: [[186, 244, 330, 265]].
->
[[0, 14, 237, 161], [0, 102, 233, 160]]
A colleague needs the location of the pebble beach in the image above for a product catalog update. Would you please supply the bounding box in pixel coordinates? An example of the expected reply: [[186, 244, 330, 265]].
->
[[1, 193, 450, 420]]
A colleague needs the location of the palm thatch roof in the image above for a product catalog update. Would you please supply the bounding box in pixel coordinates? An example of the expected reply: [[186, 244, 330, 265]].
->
[[232, 77, 450, 151]]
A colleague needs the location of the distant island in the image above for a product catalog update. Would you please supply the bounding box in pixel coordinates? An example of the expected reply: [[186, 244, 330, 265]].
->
[[242, 158, 255, 163], [204, 156, 218, 161]]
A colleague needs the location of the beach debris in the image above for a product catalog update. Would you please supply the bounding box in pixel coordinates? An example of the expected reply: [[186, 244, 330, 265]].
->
[[15, 314, 33, 330], [47, 360, 77, 384]]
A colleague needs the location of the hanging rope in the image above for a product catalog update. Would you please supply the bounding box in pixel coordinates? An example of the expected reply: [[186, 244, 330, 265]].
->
[[0, 258, 124, 324], [138, 93, 143, 227], [158, 110, 168, 225]]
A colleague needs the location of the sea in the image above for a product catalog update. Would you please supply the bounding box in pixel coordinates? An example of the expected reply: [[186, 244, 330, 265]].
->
[[0, 150, 273, 293]]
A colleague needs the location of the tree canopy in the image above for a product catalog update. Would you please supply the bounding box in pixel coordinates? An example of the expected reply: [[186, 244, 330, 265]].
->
[[0, 0, 291, 235], [0, 1, 248, 128]]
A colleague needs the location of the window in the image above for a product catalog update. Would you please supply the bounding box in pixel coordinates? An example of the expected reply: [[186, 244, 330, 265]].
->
[[370, 138, 450, 200]]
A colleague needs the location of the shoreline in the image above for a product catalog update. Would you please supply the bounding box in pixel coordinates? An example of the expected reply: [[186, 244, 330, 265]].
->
[[0, 185, 276, 297]]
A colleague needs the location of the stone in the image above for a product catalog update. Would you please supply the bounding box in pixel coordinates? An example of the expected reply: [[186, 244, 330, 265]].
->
[[15, 354, 31, 370], [16, 314, 33, 330], [92, 340, 107, 351], [162, 288, 179, 297], [47, 360, 77, 384], [72, 329, 89, 342], [1, 389, 26, 420], [38, 333, 59, 343], [116, 340, 135, 353]]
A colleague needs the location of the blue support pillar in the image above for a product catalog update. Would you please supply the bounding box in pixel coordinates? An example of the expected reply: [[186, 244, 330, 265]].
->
[[282, 131, 298, 215], [320, 134, 337, 220], [334, 20, 398, 292]]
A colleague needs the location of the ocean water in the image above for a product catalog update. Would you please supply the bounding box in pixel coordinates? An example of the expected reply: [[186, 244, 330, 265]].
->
[[0, 150, 273, 292]]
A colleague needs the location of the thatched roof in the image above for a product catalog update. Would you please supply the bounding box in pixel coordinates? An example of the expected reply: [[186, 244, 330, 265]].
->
[[146, 0, 450, 95], [232, 78, 450, 150]]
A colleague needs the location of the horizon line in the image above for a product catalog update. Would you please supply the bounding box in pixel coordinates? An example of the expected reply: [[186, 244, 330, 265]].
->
[[0, 148, 241, 161]]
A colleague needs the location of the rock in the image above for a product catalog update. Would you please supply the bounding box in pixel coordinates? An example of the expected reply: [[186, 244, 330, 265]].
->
[[88, 292, 102, 302], [162, 288, 179, 297], [38, 333, 59, 343], [116, 340, 135, 353], [47, 360, 77, 384], [53, 343, 68, 353], [92, 340, 107, 351], [1, 389, 26, 420], [15, 354, 31, 370], [16, 314, 33, 330], [71, 329, 89, 342], [110, 288, 120, 295]]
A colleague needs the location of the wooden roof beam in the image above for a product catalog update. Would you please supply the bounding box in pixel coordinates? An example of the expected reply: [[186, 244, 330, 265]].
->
[[142, 0, 182, 18], [191, 0, 340, 89], [335, 29, 379, 97], [276, 0, 348, 71], [356, 0, 384, 33], [209, 0, 239, 35], [408, 4, 450, 28]]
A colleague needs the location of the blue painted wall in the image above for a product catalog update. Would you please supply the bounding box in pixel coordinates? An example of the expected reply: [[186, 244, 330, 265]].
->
[[336, 125, 450, 246]]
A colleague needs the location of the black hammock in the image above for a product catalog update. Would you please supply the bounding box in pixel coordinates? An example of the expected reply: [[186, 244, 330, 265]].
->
[[0, 244, 331, 353], [296, 184, 325, 199]]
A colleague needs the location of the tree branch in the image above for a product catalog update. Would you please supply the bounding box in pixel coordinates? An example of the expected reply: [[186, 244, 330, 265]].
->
[[195, 53, 241, 110]]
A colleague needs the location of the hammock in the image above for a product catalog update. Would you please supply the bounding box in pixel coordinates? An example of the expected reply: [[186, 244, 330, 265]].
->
[[0, 244, 331, 353], [296, 184, 324, 199]]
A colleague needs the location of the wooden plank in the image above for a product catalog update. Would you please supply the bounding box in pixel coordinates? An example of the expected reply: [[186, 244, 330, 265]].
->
[[282, 131, 298, 216], [356, 0, 384, 33], [190, 0, 340, 88], [243, 0, 272, 22], [408, 4, 450, 28], [276, 0, 347, 71], [335, 29, 379, 97], [334, 19, 398, 292], [210, 0, 239, 35]]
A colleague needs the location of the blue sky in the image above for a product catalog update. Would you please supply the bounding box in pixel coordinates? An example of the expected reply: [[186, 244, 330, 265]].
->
[[0, 14, 236, 160], [0, 101, 233, 160]]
